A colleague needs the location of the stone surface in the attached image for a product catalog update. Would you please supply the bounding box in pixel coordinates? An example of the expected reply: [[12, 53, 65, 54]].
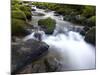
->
[[11, 39, 49, 74], [85, 27, 96, 45]]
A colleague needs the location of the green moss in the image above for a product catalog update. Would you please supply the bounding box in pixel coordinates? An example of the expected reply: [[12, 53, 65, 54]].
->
[[11, 19, 29, 36], [87, 16, 96, 27], [11, 0, 20, 5], [19, 5, 31, 11], [12, 10, 27, 21], [38, 17, 56, 34], [19, 5, 32, 20], [11, 5, 19, 10], [82, 6, 96, 18]]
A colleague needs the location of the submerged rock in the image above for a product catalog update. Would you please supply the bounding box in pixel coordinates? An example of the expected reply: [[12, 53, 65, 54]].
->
[[34, 32, 42, 41], [11, 39, 49, 74]]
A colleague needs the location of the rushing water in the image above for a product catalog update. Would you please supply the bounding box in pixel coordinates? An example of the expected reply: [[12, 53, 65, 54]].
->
[[24, 6, 96, 71]]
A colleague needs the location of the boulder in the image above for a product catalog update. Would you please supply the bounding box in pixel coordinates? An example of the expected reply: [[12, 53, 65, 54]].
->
[[44, 57, 61, 72], [85, 27, 96, 45], [11, 19, 31, 37], [38, 17, 56, 34], [80, 26, 90, 36], [85, 16, 96, 27], [83, 26, 90, 31], [34, 32, 42, 41], [32, 12, 45, 16], [11, 39, 49, 74], [19, 5, 32, 21], [31, 8, 36, 11], [12, 10, 27, 21]]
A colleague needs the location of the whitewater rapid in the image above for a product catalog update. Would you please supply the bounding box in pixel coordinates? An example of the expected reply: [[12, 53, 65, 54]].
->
[[24, 6, 96, 71]]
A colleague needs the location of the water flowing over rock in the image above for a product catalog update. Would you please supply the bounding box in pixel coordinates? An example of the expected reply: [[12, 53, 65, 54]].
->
[[29, 6, 95, 71], [12, 6, 96, 74]]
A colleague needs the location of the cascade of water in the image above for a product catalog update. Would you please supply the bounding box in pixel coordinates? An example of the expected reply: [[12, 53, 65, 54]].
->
[[24, 6, 96, 71]]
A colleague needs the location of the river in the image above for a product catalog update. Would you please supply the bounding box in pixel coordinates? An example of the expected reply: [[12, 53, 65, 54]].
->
[[24, 6, 96, 71]]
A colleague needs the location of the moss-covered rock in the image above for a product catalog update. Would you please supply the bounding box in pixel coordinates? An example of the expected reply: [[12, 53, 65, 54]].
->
[[19, 5, 32, 20], [82, 6, 96, 18], [11, 39, 49, 74], [86, 16, 96, 27], [11, 19, 30, 36], [64, 15, 86, 25], [85, 27, 96, 45], [12, 10, 27, 21], [38, 17, 56, 34], [63, 15, 72, 21]]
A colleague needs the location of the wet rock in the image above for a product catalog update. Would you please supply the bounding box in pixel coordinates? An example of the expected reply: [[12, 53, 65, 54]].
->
[[34, 32, 42, 41], [11, 39, 49, 74], [83, 26, 90, 32], [36, 6, 46, 9], [85, 27, 96, 45], [54, 12, 60, 16], [80, 26, 90, 36], [44, 57, 61, 72], [80, 30, 86, 36], [38, 17, 56, 34], [44, 9, 51, 12], [63, 15, 72, 21], [31, 8, 36, 11], [14, 47, 62, 74], [32, 12, 45, 16]]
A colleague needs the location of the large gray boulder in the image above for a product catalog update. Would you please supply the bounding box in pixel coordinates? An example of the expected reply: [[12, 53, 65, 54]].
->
[[11, 39, 49, 74]]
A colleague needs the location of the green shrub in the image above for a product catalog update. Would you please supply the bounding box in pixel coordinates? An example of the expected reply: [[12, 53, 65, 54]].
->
[[11, 19, 29, 36], [38, 17, 56, 34], [12, 10, 27, 21]]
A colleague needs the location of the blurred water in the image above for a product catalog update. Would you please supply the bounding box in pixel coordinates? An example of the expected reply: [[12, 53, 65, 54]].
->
[[24, 6, 96, 71]]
